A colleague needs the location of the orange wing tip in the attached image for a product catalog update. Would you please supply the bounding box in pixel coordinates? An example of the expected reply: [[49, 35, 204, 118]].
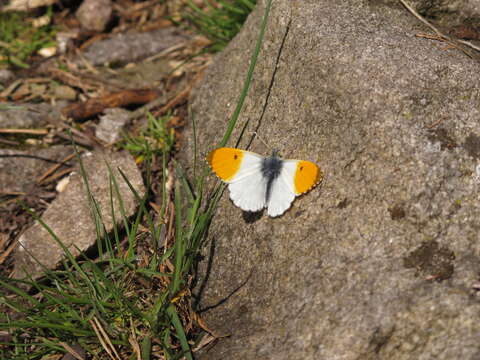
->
[[294, 161, 322, 195], [207, 147, 244, 182]]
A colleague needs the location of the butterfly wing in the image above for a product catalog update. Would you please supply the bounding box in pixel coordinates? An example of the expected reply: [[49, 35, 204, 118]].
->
[[208, 148, 267, 212], [267, 159, 322, 217], [267, 161, 297, 217]]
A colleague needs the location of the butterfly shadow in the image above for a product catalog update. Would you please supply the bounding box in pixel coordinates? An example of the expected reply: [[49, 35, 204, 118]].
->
[[193, 232, 254, 313]]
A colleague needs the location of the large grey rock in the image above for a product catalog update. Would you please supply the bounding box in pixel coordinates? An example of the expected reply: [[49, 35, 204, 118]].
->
[[187, 0, 480, 359], [81, 28, 189, 67], [12, 151, 145, 280]]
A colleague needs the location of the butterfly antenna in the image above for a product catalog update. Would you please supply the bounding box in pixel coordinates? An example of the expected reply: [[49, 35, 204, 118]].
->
[[252, 132, 273, 152]]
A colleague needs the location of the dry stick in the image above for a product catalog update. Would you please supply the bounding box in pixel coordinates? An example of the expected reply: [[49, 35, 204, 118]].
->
[[75, 49, 100, 75], [59, 342, 85, 360], [0, 234, 7, 251], [192, 333, 217, 353], [93, 317, 121, 360], [0, 40, 12, 49], [90, 317, 121, 360], [126, 71, 203, 121], [0, 128, 48, 135], [399, 0, 480, 53], [156, 85, 192, 115], [126, 92, 169, 121], [458, 39, 480, 52], [48, 68, 98, 93], [399, 0, 444, 37], [144, 42, 186, 63], [89, 319, 114, 360], [416, 33, 472, 55], [0, 240, 17, 265], [0, 79, 22, 98], [0, 191, 25, 196], [55, 132, 93, 149], [24, 78, 52, 84], [0, 138, 20, 146], [128, 323, 142, 360], [59, 122, 101, 148], [41, 167, 75, 184], [37, 152, 76, 183]]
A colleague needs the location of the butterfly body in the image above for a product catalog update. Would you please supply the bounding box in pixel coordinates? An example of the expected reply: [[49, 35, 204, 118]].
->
[[207, 147, 322, 217]]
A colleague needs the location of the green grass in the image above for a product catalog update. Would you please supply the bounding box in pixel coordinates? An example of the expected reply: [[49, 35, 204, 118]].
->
[[183, 0, 256, 52], [122, 113, 176, 163], [0, 10, 56, 68], [0, 120, 203, 359], [0, 0, 272, 357]]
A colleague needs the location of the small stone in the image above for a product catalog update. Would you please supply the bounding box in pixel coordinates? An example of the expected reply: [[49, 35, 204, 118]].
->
[[95, 108, 131, 144], [30, 83, 47, 97], [38, 46, 57, 58], [56, 31, 80, 54], [32, 14, 51, 28], [55, 176, 71, 193], [0, 69, 14, 85], [76, 0, 112, 32], [53, 85, 77, 101]]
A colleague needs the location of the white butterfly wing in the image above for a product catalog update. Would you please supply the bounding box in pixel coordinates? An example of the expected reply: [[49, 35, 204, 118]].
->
[[228, 152, 267, 212], [267, 160, 297, 217]]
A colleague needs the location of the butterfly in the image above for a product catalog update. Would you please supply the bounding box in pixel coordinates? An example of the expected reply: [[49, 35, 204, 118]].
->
[[207, 147, 322, 217]]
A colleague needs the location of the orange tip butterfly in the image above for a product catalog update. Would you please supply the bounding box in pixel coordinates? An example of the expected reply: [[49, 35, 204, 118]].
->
[[207, 147, 322, 217]]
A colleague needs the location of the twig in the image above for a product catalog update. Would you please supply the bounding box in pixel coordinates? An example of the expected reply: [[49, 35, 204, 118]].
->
[[0, 40, 12, 49], [89, 317, 121, 360], [48, 68, 98, 93], [59, 342, 85, 360], [0, 138, 20, 146], [62, 89, 161, 121], [36, 152, 76, 183], [399, 0, 444, 37], [144, 42, 186, 63], [415, 33, 472, 56], [0, 238, 17, 265], [126, 92, 169, 121], [40, 167, 74, 184], [128, 322, 142, 360], [55, 132, 94, 149], [426, 117, 445, 129], [399, 0, 480, 54], [458, 39, 480, 52], [0, 234, 7, 251], [0, 79, 22, 98], [156, 85, 192, 116], [75, 48, 100, 75], [125, 72, 203, 122], [0, 128, 48, 135]]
